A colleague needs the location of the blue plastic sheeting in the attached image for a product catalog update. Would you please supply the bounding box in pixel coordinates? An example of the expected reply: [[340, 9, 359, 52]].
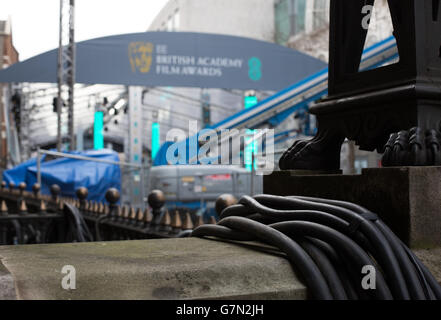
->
[[2, 149, 121, 202]]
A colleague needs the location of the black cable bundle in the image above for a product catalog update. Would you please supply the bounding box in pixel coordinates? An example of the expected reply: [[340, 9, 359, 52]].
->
[[191, 194, 441, 300], [64, 203, 94, 242]]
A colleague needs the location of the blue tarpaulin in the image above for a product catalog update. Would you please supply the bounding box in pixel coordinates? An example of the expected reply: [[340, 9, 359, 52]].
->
[[2, 149, 121, 202]]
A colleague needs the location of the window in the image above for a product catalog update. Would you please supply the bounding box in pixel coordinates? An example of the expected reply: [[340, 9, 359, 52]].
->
[[173, 10, 180, 31], [354, 158, 368, 174], [165, 9, 180, 32], [275, 0, 307, 45], [275, 0, 291, 45], [167, 16, 173, 31], [291, 0, 306, 35], [313, 0, 329, 30]]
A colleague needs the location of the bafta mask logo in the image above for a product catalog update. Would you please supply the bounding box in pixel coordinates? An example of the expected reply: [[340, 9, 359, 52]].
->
[[128, 42, 154, 73]]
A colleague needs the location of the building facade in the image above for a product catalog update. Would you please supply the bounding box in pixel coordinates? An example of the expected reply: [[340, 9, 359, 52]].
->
[[148, 0, 275, 42], [275, 0, 392, 62], [0, 18, 20, 170], [275, 0, 329, 60]]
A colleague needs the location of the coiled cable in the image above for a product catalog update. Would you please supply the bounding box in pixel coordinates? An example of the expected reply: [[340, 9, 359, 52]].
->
[[192, 194, 441, 300]]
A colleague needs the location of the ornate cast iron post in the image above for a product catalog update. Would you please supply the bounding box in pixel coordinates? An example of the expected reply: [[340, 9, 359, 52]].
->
[[280, 0, 441, 170]]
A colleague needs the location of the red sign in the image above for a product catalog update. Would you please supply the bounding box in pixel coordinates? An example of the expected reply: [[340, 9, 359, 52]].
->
[[206, 174, 231, 181]]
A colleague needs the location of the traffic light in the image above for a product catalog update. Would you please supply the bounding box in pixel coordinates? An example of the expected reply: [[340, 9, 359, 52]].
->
[[52, 97, 66, 113], [52, 97, 57, 113]]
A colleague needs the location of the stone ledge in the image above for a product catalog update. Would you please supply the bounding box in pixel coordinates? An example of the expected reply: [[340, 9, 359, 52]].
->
[[0, 259, 16, 300], [0, 238, 306, 300], [0, 238, 440, 300]]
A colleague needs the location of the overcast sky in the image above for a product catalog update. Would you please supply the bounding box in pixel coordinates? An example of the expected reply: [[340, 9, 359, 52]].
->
[[0, 0, 168, 61]]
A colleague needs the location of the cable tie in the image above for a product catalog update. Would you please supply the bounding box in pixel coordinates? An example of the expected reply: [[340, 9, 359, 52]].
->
[[360, 211, 378, 221], [348, 212, 378, 234]]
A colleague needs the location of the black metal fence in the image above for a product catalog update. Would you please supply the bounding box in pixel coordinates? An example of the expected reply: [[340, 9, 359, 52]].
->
[[0, 181, 216, 245]]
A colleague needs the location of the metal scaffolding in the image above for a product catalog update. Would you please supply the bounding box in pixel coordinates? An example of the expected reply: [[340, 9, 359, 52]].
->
[[57, 0, 76, 151]]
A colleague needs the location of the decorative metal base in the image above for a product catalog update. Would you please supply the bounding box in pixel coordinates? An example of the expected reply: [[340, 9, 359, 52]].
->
[[281, 0, 441, 171], [382, 127, 441, 166], [279, 127, 344, 171], [280, 83, 441, 171]]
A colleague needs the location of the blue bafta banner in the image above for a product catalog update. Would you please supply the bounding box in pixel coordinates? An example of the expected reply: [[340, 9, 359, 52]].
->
[[0, 32, 326, 91]]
